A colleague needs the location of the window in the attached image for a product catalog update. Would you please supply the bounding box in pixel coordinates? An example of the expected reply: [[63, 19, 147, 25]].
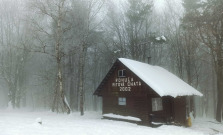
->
[[152, 98, 163, 111], [118, 97, 126, 106], [118, 69, 126, 77]]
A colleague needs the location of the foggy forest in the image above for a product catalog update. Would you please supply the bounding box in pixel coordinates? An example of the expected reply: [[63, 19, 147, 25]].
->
[[0, 0, 223, 124]]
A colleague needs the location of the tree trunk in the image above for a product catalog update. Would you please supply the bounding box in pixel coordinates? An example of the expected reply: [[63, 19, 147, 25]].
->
[[216, 76, 223, 122], [69, 75, 75, 111], [216, 50, 223, 122], [79, 43, 86, 116], [58, 64, 71, 114], [216, 65, 223, 122], [52, 1, 71, 114], [52, 84, 58, 112], [9, 86, 16, 108]]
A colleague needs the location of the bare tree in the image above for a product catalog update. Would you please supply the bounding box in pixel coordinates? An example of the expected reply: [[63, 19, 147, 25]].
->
[[0, 0, 29, 108], [68, 0, 105, 115], [182, 0, 223, 121], [28, 0, 71, 114]]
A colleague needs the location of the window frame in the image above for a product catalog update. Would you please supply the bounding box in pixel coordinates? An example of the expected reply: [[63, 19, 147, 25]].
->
[[118, 69, 126, 77], [118, 97, 126, 106], [152, 98, 163, 112]]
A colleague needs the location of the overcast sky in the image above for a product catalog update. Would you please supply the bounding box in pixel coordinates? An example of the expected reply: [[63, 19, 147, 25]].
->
[[111, 0, 179, 13]]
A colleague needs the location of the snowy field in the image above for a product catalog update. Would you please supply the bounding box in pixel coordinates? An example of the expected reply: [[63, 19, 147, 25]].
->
[[0, 110, 222, 135]]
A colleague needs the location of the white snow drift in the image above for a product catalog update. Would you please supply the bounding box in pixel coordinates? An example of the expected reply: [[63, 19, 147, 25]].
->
[[0, 110, 222, 135]]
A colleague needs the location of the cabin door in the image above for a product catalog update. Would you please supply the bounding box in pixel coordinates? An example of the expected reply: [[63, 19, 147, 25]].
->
[[163, 97, 174, 121]]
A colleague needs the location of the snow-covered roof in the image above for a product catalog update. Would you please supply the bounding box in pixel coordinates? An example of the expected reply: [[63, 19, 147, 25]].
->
[[119, 58, 203, 97]]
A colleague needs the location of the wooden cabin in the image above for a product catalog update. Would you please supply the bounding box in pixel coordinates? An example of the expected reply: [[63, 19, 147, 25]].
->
[[94, 58, 202, 126]]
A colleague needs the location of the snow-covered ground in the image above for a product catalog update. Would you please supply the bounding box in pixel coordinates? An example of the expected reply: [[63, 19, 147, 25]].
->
[[0, 110, 222, 135], [191, 118, 223, 135]]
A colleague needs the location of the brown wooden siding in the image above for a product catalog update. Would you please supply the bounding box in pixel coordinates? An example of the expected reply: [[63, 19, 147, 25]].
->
[[173, 96, 187, 125], [96, 59, 187, 126]]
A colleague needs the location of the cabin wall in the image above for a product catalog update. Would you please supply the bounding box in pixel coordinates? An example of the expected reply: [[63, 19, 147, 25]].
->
[[173, 96, 187, 125], [149, 96, 174, 122], [100, 61, 155, 97], [102, 96, 150, 122], [99, 61, 187, 125], [100, 61, 161, 123]]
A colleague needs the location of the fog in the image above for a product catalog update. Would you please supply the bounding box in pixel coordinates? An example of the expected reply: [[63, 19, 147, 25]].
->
[[0, 0, 222, 122]]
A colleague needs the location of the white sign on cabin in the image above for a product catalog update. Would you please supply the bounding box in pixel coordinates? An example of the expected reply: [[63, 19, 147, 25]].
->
[[112, 77, 142, 92]]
